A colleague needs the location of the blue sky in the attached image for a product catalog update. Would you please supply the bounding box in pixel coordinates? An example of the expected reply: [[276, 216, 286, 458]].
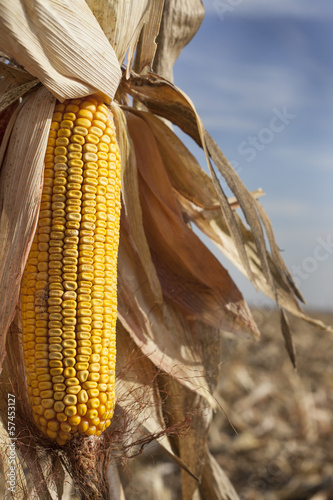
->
[[173, 0, 333, 311]]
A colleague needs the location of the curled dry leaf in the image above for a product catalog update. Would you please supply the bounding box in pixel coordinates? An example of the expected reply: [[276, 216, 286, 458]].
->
[[0, 419, 28, 499], [123, 101, 331, 333], [118, 217, 217, 407], [86, 0, 164, 75], [158, 322, 238, 500], [125, 110, 260, 339], [0, 86, 55, 372], [112, 102, 163, 302], [116, 322, 196, 478], [0, 0, 121, 102]]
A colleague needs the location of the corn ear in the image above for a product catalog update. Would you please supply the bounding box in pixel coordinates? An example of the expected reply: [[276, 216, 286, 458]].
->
[[20, 96, 121, 445]]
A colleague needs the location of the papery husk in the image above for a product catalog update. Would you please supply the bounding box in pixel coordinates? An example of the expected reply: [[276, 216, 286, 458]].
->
[[86, 0, 165, 76], [125, 110, 259, 340], [0, 86, 55, 373], [118, 216, 217, 408], [153, 0, 205, 83], [0, 0, 121, 102], [158, 321, 239, 500], [116, 322, 197, 479], [111, 101, 163, 301], [121, 84, 332, 334], [0, 419, 28, 499]]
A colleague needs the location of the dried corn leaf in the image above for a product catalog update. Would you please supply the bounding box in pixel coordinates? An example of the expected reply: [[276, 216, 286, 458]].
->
[[0, 420, 28, 499], [153, 0, 205, 83], [126, 111, 259, 338], [111, 102, 163, 302], [0, 0, 121, 101], [199, 447, 240, 500], [122, 73, 295, 294], [157, 320, 237, 500], [130, 107, 331, 332], [0, 80, 40, 114], [118, 219, 217, 407], [0, 61, 36, 85], [116, 322, 196, 478], [86, 0, 164, 75], [0, 87, 55, 372], [0, 102, 19, 152], [159, 321, 237, 500], [122, 75, 256, 286]]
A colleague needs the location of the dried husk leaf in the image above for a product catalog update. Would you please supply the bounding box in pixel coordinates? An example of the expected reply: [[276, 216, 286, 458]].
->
[[126, 110, 260, 339], [0, 312, 53, 499], [124, 101, 332, 332], [0, 80, 40, 113], [158, 321, 238, 500], [0, 420, 28, 499], [111, 102, 163, 302], [0, 0, 121, 101], [153, 0, 205, 83], [199, 447, 240, 500], [0, 102, 19, 152], [116, 322, 196, 478], [0, 86, 55, 372], [0, 61, 37, 85], [122, 73, 294, 293], [122, 75, 257, 285], [118, 217, 217, 407], [86, 0, 164, 74]]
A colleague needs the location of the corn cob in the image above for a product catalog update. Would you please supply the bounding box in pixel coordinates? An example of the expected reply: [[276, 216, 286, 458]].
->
[[20, 96, 121, 446]]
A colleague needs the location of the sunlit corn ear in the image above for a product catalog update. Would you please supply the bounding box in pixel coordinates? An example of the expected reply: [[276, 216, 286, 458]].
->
[[20, 96, 121, 445]]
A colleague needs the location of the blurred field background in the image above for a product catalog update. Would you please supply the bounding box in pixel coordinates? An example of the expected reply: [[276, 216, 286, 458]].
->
[[121, 309, 333, 500]]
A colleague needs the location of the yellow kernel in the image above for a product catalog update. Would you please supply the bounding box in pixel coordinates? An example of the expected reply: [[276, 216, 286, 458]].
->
[[46, 429, 58, 440], [63, 394, 77, 406], [86, 409, 98, 421], [68, 415, 81, 426], [64, 367, 76, 378], [77, 404, 87, 416], [44, 409, 56, 420], [76, 117, 91, 128], [66, 385, 81, 395], [65, 377, 80, 386], [85, 426, 97, 436], [41, 398, 54, 409], [64, 406, 77, 417], [47, 420, 60, 431], [77, 419, 89, 432], [60, 422, 71, 433]]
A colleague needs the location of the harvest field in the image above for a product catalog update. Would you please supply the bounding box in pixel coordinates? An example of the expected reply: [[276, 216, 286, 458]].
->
[[121, 309, 333, 500]]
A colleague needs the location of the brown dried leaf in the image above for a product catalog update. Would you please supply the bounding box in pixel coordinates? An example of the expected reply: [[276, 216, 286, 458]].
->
[[199, 447, 240, 500], [0, 86, 56, 372], [153, 0, 205, 83], [116, 322, 196, 478], [0, 79, 39, 113], [118, 217, 218, 406], [130, 108, 332, 332], [0, 61, 36, 85], [86, 0, 164, 75], [0, 420, 28, 499], [122, 73, 298, 298], [118, 233, 208, 408], [50, 455, 65, 500], [0, 0, 121, 101], [111, 102, 163, 302], [126, 110, 260, 339]]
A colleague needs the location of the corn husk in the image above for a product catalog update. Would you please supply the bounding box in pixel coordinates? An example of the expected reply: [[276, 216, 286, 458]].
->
[[86, 0, 165, 75], [0, 0, 121, 101], [0, 0, 331, 498]]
